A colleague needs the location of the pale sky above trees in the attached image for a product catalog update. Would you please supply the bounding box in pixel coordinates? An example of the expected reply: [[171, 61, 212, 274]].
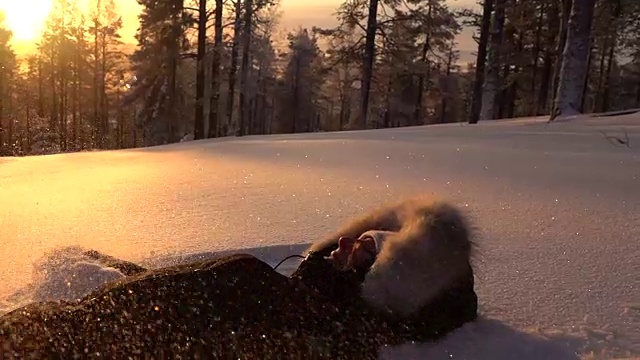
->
[[2, 0, 477, 59]]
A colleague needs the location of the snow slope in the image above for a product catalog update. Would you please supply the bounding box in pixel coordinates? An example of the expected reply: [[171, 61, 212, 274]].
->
[[1, 114, 639, 359]]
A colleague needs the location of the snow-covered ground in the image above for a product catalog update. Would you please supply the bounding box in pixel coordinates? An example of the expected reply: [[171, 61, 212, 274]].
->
[[1, 114, 639, 359]]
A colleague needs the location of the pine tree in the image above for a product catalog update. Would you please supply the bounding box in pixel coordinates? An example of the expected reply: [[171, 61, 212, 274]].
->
[[91, 0, 125, 148], [207, 0, 223, 138], [275, 28, 323, 134], [128, 0, 188, 146], [0, 12, 17, 154], [193, 0, 207, 140]]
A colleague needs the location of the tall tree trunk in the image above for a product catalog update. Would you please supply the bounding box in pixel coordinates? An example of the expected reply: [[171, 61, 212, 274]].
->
[[266, 97, 274, 134], [60, 60, 68, 151], [237, 0, 253, 136], [100, 32, 109, 148], [537, 52, 553, 115], [579, 38, 593, 113], [93, 16, 100, 147], [479, 0, 505, 121], [602, 0, 621, 113], [255, 67, 265, 134], [595, 36, 609, 113], [0, 73, 4, 151], [552, 0, 596, 119], [413, 3, 433, 126], [133, 122, 138, 148], [358, 0, 379, 129], [225, 0, 242, 136], [168, 0, 184, 143], [339, 96, 346, 130], [26, 100, 31, 150], [594, 36, 610, 112], [529, 2, 545, 115], [7, 85, 13, 150], [50, 41, 58, 134], [249, 97, 257, 135], [339, 75, 349, 131], [252, 71, 264, 135], [602, 39, 616, 113], [77, 34, 85, 148], [469, 0, 494, 124], [495, 0, 519, 120], [194, 0, 207, 140], [536, 0, 560, 116], [291, 57, 301, 133], [497, 63, 510, 119], [550, 0, 573, 117], [506, 27, 523, 119], [439, 45, 455, 124], [116, 81, 123, 148], [208, 0, 223, 138], [72, 45, 78, 148], [37, 57, 45, 117], [384, 76, 393, 128], [506, 68, 518, 119]]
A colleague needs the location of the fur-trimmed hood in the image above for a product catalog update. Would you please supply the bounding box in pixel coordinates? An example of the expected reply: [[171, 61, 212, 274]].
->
[[308, 197, 476, 317], [358, 230, 396, 254]]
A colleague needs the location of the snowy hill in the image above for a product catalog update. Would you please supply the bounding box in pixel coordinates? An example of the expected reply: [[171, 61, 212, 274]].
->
[[1, 114, 639, 359]]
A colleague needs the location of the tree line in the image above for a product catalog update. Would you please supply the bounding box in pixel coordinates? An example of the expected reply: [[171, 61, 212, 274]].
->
[[0, 0, 639, 156]]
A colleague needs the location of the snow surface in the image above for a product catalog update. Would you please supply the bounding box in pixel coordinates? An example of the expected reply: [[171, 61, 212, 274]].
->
[[1, 114, 639, 359]]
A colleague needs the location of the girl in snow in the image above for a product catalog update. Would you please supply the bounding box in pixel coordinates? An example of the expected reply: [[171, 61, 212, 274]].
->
[[296, 197, 479, 343], [0, 197, 478, 359]]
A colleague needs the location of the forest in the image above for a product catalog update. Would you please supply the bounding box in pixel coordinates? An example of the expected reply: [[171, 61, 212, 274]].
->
[[0, 0, 639, 156]]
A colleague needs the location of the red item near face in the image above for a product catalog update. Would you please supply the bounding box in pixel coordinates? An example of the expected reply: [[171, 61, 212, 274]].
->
[[328, 236, 377, 271]]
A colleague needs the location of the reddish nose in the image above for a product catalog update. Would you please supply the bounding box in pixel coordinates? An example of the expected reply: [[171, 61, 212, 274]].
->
[[337, 236, 356, 251]]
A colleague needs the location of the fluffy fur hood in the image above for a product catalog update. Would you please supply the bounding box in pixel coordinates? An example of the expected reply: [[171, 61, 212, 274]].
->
[[308, 197, 476, 317]]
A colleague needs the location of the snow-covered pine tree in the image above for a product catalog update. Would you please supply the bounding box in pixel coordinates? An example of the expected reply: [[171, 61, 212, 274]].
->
[[126, 0, 188, 146]]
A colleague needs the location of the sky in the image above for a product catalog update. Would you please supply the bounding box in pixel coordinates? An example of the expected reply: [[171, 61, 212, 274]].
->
[[1, 0, 478, 60]]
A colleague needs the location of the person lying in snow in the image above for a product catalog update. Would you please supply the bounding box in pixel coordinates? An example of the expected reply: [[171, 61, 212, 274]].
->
[[0, 197, 478, 359]]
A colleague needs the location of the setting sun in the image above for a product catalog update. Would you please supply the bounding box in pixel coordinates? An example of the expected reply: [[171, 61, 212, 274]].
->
[[1, 0, 142, 54], [0, 1, 53, 42]]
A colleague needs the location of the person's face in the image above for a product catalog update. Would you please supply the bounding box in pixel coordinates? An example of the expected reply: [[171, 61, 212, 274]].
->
[[328, 236, 377, 271]]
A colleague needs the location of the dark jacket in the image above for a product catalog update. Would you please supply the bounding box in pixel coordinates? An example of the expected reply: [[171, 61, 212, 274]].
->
[[0, 253, 387, 359]]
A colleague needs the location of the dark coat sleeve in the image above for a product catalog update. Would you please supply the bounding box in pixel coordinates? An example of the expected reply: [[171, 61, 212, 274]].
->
[[289, 251, 367, 306], [0, 254, 383, 359]]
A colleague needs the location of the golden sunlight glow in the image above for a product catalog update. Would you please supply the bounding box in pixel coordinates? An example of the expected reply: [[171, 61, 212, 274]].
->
[[0, 0, 141, 54], [0, 1, 53, 43], [1, 0, 474, 56], [0, 0, 342, 45]]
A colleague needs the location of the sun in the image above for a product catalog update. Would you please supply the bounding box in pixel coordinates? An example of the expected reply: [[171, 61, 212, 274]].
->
[[0, 1, 53, 43]]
